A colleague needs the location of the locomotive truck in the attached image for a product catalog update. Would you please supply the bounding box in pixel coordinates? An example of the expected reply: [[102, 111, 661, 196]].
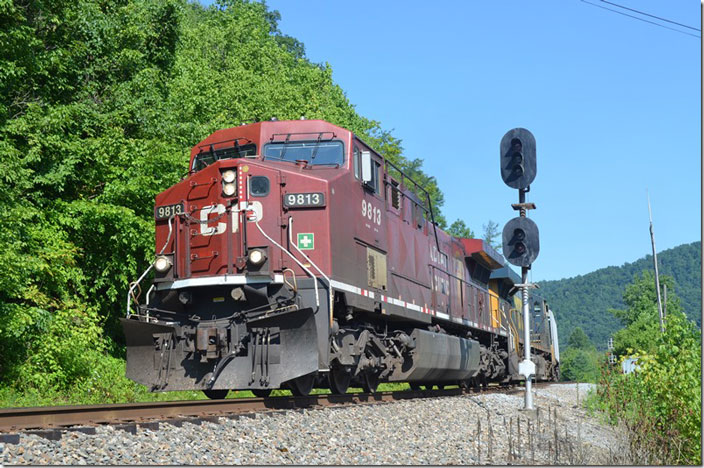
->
[[122, 119, 559, 398]]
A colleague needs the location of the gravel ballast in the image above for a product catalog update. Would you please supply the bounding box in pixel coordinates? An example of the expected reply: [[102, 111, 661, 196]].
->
[[1, 383, 628, 465]]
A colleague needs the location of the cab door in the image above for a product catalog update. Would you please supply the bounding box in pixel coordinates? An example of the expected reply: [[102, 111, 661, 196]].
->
[[355, 147, 388, 292], [490, 292, 501, 329]]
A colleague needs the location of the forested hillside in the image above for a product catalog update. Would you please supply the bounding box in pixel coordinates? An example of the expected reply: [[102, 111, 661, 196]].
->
[[0, 0, 449, 404], [540, 241, 701, 350]]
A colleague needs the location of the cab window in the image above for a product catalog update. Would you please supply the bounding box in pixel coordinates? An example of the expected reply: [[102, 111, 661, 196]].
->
[[264, 140, 344, 166], [354, 146, 361, 179], [368, 159, 381, 193], [192, 143, 257, 172]]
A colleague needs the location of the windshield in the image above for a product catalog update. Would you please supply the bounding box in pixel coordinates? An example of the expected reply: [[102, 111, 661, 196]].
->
[[264, 140, 344, 166], [192, 142, 257, 172]]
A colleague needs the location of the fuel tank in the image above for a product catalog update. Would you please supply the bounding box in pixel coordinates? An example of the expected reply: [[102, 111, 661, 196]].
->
[[390, 329, 480, 382]]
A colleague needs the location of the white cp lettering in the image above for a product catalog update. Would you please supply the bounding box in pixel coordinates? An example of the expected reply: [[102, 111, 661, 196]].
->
[[200, 204, 226, 236], [200, 201, 264, 236], [199, 202, 264, 236], [232, 201, 263, 233]]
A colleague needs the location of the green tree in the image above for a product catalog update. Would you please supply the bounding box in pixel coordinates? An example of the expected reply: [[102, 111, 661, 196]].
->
[[0, 0, 184, 393], [560, 326, 600, 382], [447, 219, 474, 238], [560, 348, 600, 382], [567, 327, 592, 350], [482, 220, 500, 249], [609, 271, 679, 357]]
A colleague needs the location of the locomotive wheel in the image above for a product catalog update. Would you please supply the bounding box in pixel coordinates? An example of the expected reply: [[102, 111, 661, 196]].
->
[[251, 389, 272, 398], [203, 389, 229, 400], [289, 372, 316, 396], [361, 371, 379, 393], [409, 382, 422, 391], [328, 366, 351, 395]]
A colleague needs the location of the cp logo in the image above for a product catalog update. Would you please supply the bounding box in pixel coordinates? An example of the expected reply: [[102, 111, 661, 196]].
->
[[199, 202, 263, 236]]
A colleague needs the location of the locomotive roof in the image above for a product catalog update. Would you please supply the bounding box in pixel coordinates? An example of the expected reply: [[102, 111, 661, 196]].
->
[[190, 119, 353, 158], [459, 238, 504, 270], [490, 264, 521, 286]]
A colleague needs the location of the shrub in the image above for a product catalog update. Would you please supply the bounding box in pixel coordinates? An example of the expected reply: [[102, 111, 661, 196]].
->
[[596, 311, 701, 465]]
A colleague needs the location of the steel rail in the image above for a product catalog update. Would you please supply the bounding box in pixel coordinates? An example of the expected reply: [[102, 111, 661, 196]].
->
[[0, 383, 557, 433]]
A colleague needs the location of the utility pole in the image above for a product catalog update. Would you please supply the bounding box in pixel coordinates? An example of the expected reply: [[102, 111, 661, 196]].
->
[[647, 190, 665, 333]]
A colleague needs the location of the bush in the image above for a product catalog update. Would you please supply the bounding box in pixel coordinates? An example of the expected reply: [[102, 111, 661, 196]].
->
[[596, 311, 701, 465]]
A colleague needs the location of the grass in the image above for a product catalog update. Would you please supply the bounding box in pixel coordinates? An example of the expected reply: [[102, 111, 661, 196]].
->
[[0, 374, 422, 408]]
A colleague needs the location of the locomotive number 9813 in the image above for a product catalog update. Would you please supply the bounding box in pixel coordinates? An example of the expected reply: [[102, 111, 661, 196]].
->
[[284, 192, 325, 208], [155, 203, 185, 220]]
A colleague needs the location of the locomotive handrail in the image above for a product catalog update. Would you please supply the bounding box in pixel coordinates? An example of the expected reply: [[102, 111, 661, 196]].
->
[[251, 213, 320, 308], [196, 137, 254, 150], [288, 216, 334, 328], [269, 131, 336, 142], [383, 158, 432, 209], [145, 284, 155, 306], [126, 215, 175, 317], [383, 158, 443, 256]]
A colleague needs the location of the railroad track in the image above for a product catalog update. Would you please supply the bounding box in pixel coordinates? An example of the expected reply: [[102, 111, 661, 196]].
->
[[0, 383, 555, 438]]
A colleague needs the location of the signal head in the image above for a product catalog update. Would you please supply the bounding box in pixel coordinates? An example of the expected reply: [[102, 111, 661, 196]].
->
[[500, 128, 536, 189], [502, 217, 540, 267]]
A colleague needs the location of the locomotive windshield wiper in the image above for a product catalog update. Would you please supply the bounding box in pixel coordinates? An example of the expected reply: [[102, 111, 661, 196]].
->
[[309, 134, 324, 162]]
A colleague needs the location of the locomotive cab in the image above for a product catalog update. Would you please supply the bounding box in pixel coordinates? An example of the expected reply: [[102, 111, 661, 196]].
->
[[123, 120, 353, 396]]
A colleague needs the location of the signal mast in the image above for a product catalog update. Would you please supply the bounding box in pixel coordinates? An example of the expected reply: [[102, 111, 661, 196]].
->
[[500, 128, 539, 411]]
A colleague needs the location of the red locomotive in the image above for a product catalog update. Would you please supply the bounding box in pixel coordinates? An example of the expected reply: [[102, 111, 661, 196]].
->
[[122, 119, 559, 398]]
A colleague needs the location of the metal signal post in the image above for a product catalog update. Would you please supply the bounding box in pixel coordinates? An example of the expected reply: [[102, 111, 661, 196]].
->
[[500, 128, 539, 411]]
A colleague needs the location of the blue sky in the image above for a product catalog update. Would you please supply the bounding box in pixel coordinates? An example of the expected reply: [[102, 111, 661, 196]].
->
[[204, 0, 701, 281]]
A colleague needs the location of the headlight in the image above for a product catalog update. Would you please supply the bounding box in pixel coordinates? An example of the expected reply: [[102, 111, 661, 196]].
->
[[223, 182, 236, 196], [154, 255, 172, 272], [222, 170, 236, 183], [248, 249, 266, 265]]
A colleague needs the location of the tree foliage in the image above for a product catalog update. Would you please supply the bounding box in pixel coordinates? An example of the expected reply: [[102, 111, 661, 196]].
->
[[0, 0, 182, 395], [609, 271, 679, 357], [0, 0, 451, 402], [560, 327, 601, 382], [560, 348, 601, 382], [566, 327, 591, 350], [482, 220, 500, 249], [592, 273, 701, 465], [447, 219, 474, 238]]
